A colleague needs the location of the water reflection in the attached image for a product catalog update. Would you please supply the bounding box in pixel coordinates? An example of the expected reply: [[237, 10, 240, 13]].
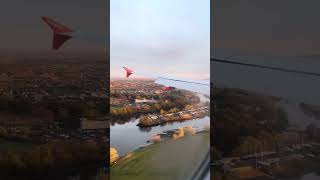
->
[[110, 116, 139, 126], [139, 126, 152, 132], [110, 116, 210, 156]]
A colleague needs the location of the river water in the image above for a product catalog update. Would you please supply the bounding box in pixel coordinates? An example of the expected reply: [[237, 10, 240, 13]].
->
[[110, 116, 210, 156]]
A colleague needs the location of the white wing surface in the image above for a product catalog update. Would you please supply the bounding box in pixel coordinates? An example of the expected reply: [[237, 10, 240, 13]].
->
[[123, 67, 210, 95]]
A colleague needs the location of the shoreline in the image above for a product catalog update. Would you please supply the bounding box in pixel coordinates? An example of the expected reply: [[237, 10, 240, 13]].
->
[[114, 130, 210, 164], [110, 115, 209, 158], [137, 108, 209, 127]]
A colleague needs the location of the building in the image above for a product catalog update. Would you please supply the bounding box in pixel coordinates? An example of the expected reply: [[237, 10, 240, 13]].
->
[[135, 98, 158, 104]]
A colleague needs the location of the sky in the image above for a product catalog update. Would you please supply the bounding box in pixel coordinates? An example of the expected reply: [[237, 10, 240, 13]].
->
[[211, 0, 320, 108], [110, 0, 210, 79], [213, 0, 320, 58], [0, 0, 107, 54]]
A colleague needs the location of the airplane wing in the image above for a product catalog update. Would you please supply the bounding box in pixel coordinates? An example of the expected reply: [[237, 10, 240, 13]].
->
[[155, 77, 210, 95], [211, 56, 320, 106], [123, 67, 210, 95]]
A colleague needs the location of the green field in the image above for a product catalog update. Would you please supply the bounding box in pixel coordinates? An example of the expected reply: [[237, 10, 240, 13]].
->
[[111, 131, 210, 180]]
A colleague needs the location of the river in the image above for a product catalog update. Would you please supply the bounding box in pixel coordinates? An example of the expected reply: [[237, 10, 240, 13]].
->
[[110, 116, 210, 156]]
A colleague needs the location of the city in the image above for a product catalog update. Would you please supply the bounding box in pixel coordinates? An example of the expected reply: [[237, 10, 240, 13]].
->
[[0, 52, 109, 179]]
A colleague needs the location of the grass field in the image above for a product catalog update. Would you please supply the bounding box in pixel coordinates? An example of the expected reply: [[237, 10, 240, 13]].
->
[[111, 131, 210, 180]]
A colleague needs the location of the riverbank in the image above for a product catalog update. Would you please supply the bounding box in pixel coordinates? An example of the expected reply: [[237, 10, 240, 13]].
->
[[111, 116, 209, 156], [111, 131, 210, 180], [137, 107, 209, 127]]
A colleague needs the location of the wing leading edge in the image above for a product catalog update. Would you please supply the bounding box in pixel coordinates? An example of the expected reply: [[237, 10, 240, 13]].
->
[[123, 67, 210, 95], [155, 77, 210, 95]]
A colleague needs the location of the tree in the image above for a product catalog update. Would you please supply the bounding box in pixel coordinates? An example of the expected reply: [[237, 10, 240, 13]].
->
[[170, 107, 179, 113], [160, 109, 166, 115]]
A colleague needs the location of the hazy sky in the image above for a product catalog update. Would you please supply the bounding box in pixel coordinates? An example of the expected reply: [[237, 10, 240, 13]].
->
[[213, 0, 320, 58], [211, 1, 320, 107], [0, 0, 107, 53], [110, 0, 210, 79]]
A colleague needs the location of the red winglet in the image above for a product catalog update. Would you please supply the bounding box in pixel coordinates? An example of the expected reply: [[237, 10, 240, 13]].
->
[[41, 16, 73, 50], [52, 33, 72, 50], [162, 86, 175, 91], [123, 67, 134, 77]]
